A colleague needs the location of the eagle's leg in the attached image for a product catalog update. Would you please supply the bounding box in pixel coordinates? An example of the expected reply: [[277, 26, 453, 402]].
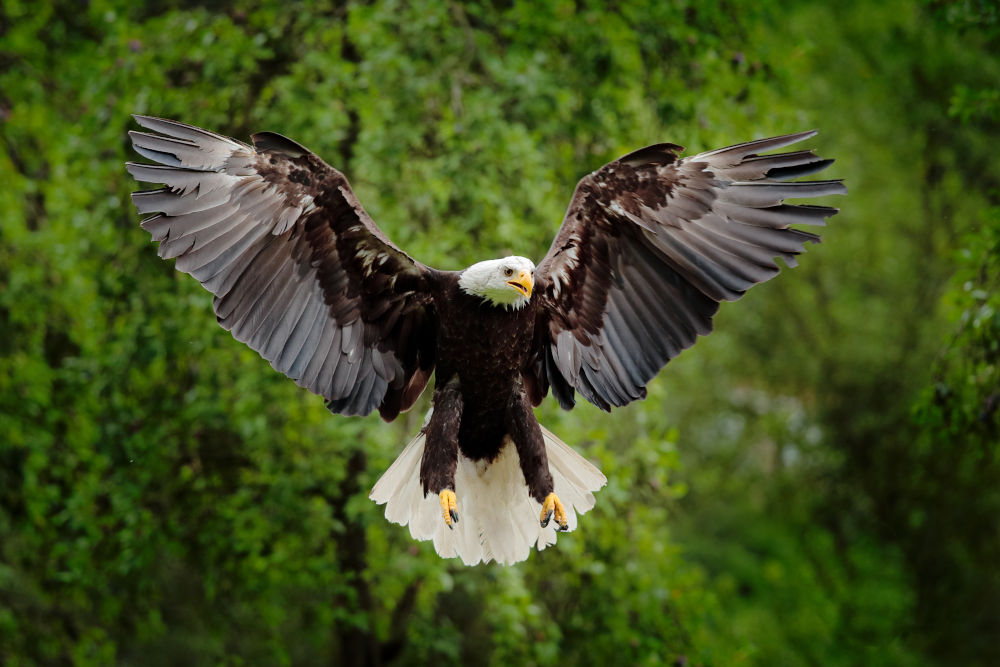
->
[[506, 394, 567, 531], [420, 379, 462, 527]]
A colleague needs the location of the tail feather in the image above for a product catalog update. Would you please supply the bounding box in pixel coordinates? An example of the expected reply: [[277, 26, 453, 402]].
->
[[376, 429, 423, 526], [541, 424, 604, 528], [370, 423, 607, 565]]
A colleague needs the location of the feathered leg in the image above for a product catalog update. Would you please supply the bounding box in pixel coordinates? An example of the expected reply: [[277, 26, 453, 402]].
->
[[506, 394, 567, 530], [420, 379, 462, 526]]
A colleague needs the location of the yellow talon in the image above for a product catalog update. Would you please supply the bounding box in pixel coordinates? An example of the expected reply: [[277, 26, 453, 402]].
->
[[439, 489, 458, 528], [540, 492, 568, 531]]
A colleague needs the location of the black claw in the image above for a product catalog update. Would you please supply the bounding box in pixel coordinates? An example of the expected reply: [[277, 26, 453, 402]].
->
[[541, 509, 553, 528], [447, 522, 453, 531], [558, 523, 569, 532], [450, 509, 459, 524]]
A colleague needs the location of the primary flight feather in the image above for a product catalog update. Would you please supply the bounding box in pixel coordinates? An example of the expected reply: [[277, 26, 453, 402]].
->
[[127, 116, 845, 565]]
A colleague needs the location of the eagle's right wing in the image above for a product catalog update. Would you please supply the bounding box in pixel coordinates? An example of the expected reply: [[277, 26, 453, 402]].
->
[[127, 116, 436, 420], [531, 132, 845, 411]]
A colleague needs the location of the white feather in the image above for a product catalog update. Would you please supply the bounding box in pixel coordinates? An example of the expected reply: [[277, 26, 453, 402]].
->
[[369, 420, 606, 565]]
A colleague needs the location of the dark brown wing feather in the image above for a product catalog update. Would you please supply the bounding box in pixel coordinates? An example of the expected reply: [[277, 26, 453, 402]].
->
[[127, 116, 436, 420], [532, 131, 845, 411]]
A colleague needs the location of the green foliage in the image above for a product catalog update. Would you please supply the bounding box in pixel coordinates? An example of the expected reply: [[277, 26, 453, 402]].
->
[[906, 206, 1000, 662], [1, 0, 998, 664]]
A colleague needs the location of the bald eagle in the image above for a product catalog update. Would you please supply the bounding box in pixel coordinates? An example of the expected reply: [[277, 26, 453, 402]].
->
[[127, 116, 844, 565]]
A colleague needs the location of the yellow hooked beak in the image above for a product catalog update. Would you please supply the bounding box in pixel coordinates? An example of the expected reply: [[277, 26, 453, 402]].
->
[[506, 270, 533, 299]]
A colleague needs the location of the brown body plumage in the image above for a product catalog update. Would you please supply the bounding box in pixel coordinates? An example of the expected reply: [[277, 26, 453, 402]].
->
[[421, 279, 550, 500]]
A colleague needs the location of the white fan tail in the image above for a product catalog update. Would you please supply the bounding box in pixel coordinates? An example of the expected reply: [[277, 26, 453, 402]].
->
[[370, 421, 606, 565]]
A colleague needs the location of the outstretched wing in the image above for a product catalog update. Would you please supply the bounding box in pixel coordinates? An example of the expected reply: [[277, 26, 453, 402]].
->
[[530, 131, 845, 411], [127, 116, 437, 420]]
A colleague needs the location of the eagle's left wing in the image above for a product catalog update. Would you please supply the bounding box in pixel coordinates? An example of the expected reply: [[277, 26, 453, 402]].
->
[[530, 132, 845, 411], [127, 116, 437, 421]]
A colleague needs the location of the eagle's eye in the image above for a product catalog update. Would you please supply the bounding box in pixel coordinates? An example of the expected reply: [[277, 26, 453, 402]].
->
[[503, 267, 513, 276]]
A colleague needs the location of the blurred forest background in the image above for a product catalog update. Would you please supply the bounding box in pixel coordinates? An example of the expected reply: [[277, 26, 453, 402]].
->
[[2, 0, 999, 664]]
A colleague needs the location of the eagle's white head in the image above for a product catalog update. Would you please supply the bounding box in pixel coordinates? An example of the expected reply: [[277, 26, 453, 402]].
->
[[459, 256, 536, 309]]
